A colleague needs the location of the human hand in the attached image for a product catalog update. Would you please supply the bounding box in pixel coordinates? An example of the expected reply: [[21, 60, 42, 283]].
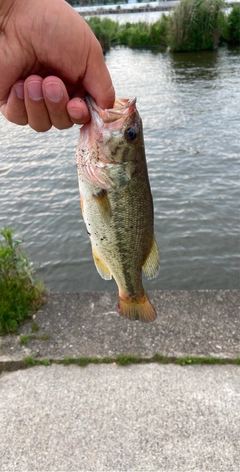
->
[[0, 0, 115, 131]]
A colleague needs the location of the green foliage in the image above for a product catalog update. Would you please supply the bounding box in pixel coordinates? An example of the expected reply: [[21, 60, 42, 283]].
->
[[119, 18, 169, 48], [150, 15, 169, 46], [19, 354, 240, 370], [86, 3, 237, 52], [0, 227, 47, 335], [87, 17, 119, 50], [119, 22, 151, 47], [24, 355, 36, 366], [19, 333, 51, 345], [116, 354, 139, 365], [63, 357, 74, 365], [175, 356, 227, 365], [168, 0, 225, 51], [217, 9, 228, 41], [40, 358, 51, 366], [101, 356, 113, 364], [226, 5, 240, 43], [152, 353, 169, 363], [87, 16, 169, 49], [87, 15, 168, 50], [77, 357, 92, 367], [31, 321, 39, 333]]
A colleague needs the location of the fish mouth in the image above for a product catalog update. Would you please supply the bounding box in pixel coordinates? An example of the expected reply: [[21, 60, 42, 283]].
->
[[86, 95, 137, 123]]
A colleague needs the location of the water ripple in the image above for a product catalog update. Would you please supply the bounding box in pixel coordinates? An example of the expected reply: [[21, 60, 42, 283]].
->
[[0, 45, 239, 291]]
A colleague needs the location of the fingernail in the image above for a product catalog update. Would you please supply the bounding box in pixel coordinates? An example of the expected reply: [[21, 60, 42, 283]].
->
[[45, 82, 63, 102], [27, 81, 43, 101], [14, 82, 24, 100], [68, 108, 84, 120]]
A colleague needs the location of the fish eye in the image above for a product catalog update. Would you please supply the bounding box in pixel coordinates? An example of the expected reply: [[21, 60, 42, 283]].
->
[[125, 126, 138, 142]]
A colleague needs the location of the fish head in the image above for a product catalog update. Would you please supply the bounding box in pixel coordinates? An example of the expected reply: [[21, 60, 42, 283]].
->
[[77, 95, 146, 191], [78, 95, 145, 166]]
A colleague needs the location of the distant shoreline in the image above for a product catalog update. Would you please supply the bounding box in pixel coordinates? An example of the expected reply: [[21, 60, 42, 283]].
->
[[75, 2, 178, 17], [75, 0, 238, 17], [79, 7, 173, 17]]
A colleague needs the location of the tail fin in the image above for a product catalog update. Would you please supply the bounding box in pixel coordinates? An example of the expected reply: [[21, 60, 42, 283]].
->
[[118, 293, 157, 323]]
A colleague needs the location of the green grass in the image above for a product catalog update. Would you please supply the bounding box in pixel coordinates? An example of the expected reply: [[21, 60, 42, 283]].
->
[[31, 321, 40, 333], [19, 333, 51, 345], [24, 355, 36, 367], [116, 354, 139, 365], [174, 356, 236, 365], [40, 358, 51, 366], [20, 354, 240, 370], [168, 0, 225, 51], [24, 356, 51, 367], [0, 227, 47, 335]]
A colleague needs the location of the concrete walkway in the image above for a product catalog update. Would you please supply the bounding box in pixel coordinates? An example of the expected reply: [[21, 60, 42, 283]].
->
[[0, 290, 239, 471]]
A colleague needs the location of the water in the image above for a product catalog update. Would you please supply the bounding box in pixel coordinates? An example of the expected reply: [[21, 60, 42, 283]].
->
[[0, 45, 239, 292], [84, 10, 167, 24], [75, 1, 174, 24]]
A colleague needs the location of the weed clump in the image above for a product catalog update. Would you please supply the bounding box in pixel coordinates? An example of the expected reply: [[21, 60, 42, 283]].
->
[[168, 0, 225, 51], [0, 227, 47, 335], [87, 15, 169, 49], [87, 17, 119, 51], [225, 5, 240, 44]]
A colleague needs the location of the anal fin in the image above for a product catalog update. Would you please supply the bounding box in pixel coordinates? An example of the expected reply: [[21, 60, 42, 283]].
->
[[92, 249, 112, 280], [142, 236, 160, 280]]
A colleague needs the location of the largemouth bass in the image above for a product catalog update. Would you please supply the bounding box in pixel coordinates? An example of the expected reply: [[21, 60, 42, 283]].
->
[[76, 96, 159, 322]]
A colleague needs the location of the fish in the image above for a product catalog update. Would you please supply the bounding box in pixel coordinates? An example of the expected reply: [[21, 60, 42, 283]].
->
[[76, 95, 159, 322]]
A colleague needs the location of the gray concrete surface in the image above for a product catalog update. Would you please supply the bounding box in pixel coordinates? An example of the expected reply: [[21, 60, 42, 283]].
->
[[0, 364, 240, 471], [0, 290, 239, 368], [0, 290, 239, 471]]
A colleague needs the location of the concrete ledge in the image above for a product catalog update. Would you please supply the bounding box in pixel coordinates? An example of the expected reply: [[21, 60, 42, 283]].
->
[[0, 290, 239, 369]]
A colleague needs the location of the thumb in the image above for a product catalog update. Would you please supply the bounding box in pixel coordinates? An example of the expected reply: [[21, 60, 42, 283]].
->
[[82, 35, 115, 111]]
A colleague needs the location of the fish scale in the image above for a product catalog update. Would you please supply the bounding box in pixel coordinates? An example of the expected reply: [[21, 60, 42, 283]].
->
[[76, 95, 159, 322]]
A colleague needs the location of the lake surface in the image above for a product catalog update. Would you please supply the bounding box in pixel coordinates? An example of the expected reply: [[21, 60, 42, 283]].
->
[[0, 45, 239, 292], [82, 10, 169, 24], [75, 1, 174, 24]]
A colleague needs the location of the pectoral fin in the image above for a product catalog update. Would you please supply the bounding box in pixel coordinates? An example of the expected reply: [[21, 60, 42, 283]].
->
[[142, 236, 160, 280], [93, 190, 112, 223], [92, 249, 112, 280]]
